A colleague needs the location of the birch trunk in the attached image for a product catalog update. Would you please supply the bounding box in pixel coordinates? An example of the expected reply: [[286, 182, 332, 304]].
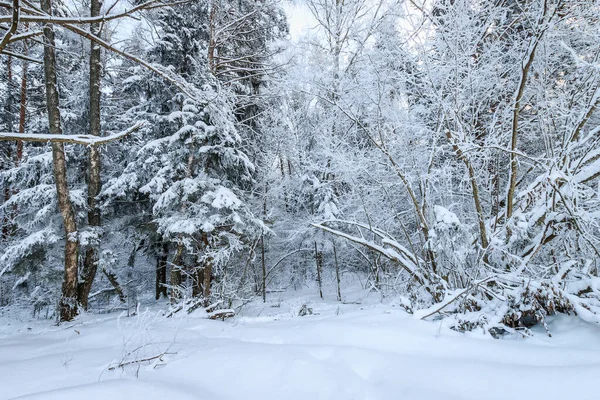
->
[[41, 0, 79, 322]]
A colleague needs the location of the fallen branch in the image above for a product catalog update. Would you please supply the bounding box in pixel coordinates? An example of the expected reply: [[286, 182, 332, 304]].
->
[[108, 351, 175, 370], [165, 298, 235, 320], [417, 276, 496, 320], [208, 309, 235, 320]]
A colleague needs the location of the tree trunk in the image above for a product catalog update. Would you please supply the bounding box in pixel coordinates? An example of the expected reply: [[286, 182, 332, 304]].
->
[[203, 256, 212, 304], [506, 4, 547, 229], [445, 131, 489, 252], [102, 268, 126, 303], [170, 242, 184, 303], [2, 55, 14, 241], [207, 0, 217, 72], [42, 0, 79, 322], [77, 0, 103, 311], [314, 241, 323, 299], [7, 42, 27, 238], [279, 155, 288, 211], [17, 38, 26, 161], [261, 234, 266, 302], [333, 240, 341, 302], [201, 232, 212, 305], [192, 263, 202, 298], [156, 241, 168, 300]]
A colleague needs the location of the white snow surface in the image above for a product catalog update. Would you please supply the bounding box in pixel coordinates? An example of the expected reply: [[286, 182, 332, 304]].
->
[[1, 290, 600, 400]]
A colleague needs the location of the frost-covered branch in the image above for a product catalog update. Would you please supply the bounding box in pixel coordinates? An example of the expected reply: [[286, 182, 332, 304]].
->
[[0, 0, 190, 26], [312, 220, 442, 301], [0, 122, 144, 146]]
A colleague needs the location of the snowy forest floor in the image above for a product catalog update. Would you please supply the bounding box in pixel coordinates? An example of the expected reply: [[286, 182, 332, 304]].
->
[[2, 287, 600, 400]]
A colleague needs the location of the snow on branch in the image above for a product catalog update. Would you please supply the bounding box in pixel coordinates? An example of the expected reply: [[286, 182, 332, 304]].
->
[[1, 49, 41, 63], [0, 0, 192, 26], [312, 221, 425, 285], [0, 122, 144, 146], [415, 276, 496, 320], [1, 0, 198, 85], [0, 0, 19, 54]]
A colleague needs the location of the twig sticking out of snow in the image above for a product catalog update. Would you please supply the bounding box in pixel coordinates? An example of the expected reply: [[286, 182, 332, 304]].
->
[[108, 350, 176, 371]]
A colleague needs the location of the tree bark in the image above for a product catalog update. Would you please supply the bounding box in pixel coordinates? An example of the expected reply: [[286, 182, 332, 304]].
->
[[42, 0, 79, 322], [78, 0, 103, 311]]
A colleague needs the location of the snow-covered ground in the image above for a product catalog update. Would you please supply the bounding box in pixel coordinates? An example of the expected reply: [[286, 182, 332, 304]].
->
[[2, 290, 600, 400]]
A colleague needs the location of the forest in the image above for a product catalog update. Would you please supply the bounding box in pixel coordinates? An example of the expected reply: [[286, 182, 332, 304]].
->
[[1, 0, 600, 346], [3, 1, 600, 398]]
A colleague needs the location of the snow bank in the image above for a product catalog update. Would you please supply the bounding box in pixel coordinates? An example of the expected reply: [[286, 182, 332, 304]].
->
[[2, 295, 600, 400]]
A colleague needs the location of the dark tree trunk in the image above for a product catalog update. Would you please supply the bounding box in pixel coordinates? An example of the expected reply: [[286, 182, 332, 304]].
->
[[314, 241, 323, 299], [2, 55, 14, 241], [156, 241, 168, 299], [207, 0, 217, 72], [170, 242, 184, 303], [102, 268, 126, 303], [333, 241, 341, 302], [203, 256, 212, 303], [17, 37, 26, 160], [78, 0, 103, 311], [201, 232, 212, 305], [261, 235, 266, 302], [8, 43, 27, 238], [42, 0, 79, 322]]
